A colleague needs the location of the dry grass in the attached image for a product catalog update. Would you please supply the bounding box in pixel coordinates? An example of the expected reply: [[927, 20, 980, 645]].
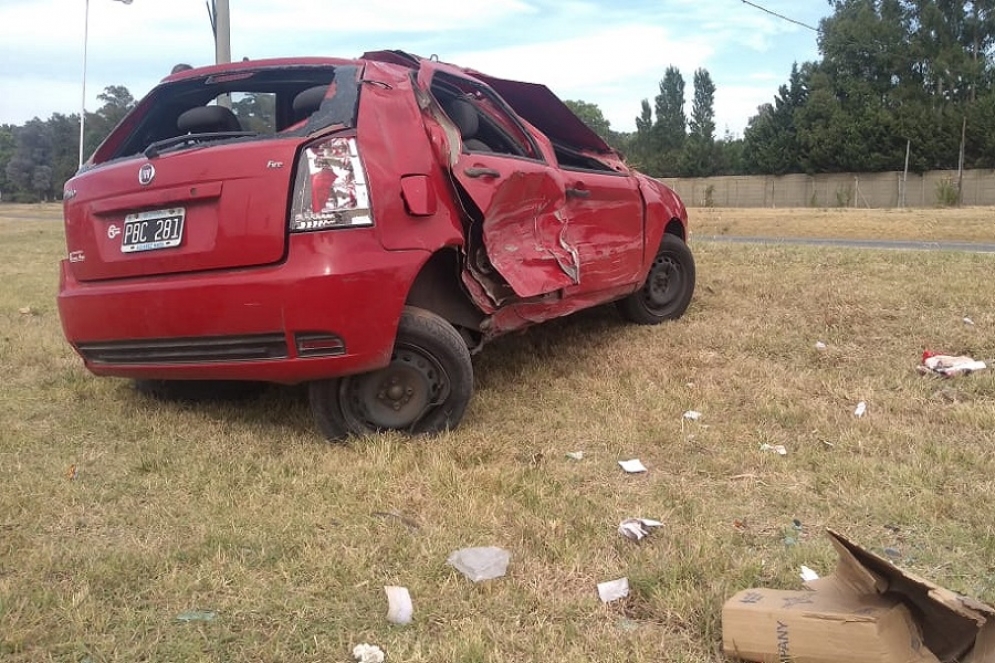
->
[[2, 203, 995, 662], [692, 205, 995, 242]]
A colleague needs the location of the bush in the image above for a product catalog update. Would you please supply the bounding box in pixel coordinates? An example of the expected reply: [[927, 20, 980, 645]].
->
[[935, 178, 960, 207]]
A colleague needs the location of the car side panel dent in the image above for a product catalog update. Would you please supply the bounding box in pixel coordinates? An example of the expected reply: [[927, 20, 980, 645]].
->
[[480, 169, 579, 298]]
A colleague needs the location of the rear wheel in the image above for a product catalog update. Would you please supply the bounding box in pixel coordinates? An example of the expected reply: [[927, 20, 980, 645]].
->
[[309, 307, 473, 441], [617, 233, 695, 324]]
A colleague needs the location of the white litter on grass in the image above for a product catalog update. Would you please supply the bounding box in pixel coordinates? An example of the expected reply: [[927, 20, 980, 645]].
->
[[800, 566, 820, 582], [353, 643, 385, 663], [919, 353, 988, 377], [447, 546, 511, 582], [565, 451, 584, 461], [618, 518, 663, 541], [683, 410, 702, 421], [384, 586, 413, 625], [760, 443, 788, 456], [853, 401, 867, 417], [964, 317, 975, 326], [815, 341, 827, 350], [618, 459, 648, 474], [597, 577, 630, 603]]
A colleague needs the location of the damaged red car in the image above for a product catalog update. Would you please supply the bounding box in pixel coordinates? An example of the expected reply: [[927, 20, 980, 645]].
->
[[57, 50, 695, 440]]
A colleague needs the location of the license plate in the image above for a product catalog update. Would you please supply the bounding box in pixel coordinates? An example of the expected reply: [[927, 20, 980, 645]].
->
[[121, 207, 185, 253]]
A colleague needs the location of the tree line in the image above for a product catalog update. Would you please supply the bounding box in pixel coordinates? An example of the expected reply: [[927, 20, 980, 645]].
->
[[3, 1, 992, 202], [572, 0, 995, 179], [1, 86, 134, 202]]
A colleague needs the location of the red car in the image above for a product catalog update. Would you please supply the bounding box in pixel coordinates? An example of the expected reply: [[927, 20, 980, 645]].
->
[[58, 50, 695, 441]]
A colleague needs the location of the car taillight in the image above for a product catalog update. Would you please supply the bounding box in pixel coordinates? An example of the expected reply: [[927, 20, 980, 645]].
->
[[290, 137, 371, 232]]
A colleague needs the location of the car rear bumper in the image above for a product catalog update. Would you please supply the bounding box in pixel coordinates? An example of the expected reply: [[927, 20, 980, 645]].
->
[[57, 231, 426, 383]]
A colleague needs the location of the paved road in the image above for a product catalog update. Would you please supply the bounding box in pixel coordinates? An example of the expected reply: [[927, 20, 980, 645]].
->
[[697, 235, 995, 253]]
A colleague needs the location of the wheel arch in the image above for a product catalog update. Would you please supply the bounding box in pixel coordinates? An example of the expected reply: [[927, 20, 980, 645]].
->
[[665, 217, 686, 242], [403, 247, 485, 344]]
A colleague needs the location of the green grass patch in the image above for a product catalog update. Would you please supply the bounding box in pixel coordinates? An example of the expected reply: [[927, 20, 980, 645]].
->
[[1, 205, 994, 661]]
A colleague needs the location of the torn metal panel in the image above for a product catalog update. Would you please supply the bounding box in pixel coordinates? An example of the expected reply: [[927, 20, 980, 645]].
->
[[413, 84, 462, 167], [460, 270, 497, 314], [479, 282, 635, 338], [477, 169, 579, 299], [359, 49, 421, 68]]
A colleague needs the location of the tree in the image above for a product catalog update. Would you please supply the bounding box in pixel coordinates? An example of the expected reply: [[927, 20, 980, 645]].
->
[[743, 63, 810, 174], [6, 119, 55, 201], [563, 99, 612, 141], [652, 66, 687, 176], [688, 69, 716, 142], [232, 92, 276, 134], [627, 99, 657, 171], [47, 113, 80, 192], [625, 67, 688, 176], [83, 85, 135, 159], [0, 125, 16, 200], [681, 68, 718, 176], [716, 131, 746, 175], [741, 1, 995, 174]]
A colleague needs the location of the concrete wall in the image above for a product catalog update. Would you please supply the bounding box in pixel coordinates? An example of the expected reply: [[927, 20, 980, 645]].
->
[[660, 170, 995, 208]]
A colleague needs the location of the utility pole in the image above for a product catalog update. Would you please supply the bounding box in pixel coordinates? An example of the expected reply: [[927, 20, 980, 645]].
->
[[205, 0, 231, 65], [902, 140, 910, 208], [79, 0, 91, 169], [214, 0, 231, 66], [206, 0, 232, 106]]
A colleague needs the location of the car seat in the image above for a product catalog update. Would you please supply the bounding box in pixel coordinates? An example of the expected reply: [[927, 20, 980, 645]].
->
[[293, 85, 329, 122], [177, 105, 243, 133], [443, 98, 491, 152]]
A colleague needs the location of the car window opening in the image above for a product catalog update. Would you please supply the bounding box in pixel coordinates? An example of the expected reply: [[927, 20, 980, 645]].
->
[[97, 66, 351, 164], [430, 75, 540, 160]]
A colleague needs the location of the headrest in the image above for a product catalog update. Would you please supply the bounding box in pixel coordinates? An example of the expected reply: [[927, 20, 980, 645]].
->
[[293, 85, 329, 116], [444, 98, 479, 138], [177, 105, 242, 133]]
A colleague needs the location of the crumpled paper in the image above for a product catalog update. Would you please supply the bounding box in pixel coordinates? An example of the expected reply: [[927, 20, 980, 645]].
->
[[353, 643, 385, 663], [447, 546, 510, 582], [597, 577, 630, 603], [618, 518, 663, 541], [384, 585, 413, 625]]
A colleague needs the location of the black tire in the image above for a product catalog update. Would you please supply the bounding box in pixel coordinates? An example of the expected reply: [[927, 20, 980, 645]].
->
[[617, 233, 695, 324], [308, 307, 473, 441], [133, 379, 267, 402]]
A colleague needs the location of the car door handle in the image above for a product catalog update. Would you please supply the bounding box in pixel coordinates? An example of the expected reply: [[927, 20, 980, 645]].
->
[[464, 167, 501, 178], [566, 187, 590, 199]]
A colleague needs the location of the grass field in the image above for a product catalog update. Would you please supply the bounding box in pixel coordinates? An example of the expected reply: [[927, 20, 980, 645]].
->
[[692, 205, 995, 242], [2, 203, 994, 662]]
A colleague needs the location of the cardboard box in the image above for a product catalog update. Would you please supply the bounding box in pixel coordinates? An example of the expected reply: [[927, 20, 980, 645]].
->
[[722, 529, 995, 663]]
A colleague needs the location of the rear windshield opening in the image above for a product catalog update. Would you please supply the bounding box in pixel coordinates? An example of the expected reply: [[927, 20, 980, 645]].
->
[[97, 65, 359, 164]]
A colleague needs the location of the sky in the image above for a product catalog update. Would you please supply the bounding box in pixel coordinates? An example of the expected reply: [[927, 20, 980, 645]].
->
[[0, 0, 829, 138]]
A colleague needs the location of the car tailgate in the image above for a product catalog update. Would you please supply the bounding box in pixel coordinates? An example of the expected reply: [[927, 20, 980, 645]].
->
[[64, 138, 300, 282]]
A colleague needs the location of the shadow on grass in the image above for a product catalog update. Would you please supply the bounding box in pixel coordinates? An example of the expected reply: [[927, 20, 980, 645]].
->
[[118, 303, 635, 438]]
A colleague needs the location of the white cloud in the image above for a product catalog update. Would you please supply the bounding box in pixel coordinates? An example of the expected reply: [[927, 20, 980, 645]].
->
[[0, 0, 826, 136], [233, 0, 537, 34], [714, 83, 781, 137]]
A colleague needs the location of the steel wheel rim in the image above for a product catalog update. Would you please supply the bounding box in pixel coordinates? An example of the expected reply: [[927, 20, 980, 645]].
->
[[642, 253, 682, 314], [339, 343, 450, 431]]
